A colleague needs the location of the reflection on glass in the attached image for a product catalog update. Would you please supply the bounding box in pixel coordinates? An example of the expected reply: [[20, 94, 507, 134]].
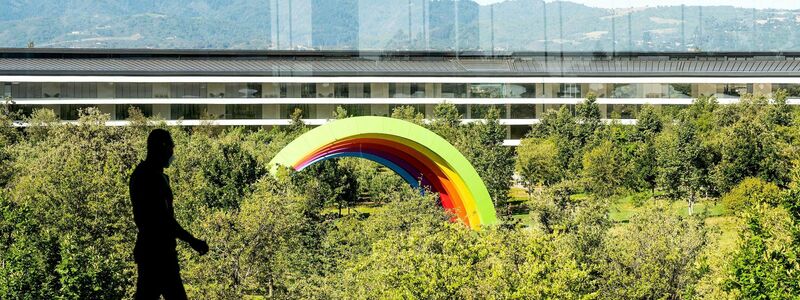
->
[[505, 83, 536, 98], [469, 83, 503, 98], [669, 83, 692, 98], [301, 83, 317, 98], [717, 83, 751, 98], [611, 83, 636, 98], [441, 83, 467, 98], [558, 83, 581, 98]]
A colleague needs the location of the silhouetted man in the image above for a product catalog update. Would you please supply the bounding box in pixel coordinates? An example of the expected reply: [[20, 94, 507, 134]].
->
[[130, 129, 209, 300]]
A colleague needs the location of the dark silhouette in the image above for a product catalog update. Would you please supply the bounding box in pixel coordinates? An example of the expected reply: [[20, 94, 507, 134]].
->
[[130, 129, 208, 300]]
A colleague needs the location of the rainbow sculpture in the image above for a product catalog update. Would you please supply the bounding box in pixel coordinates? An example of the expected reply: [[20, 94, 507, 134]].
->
[[269, 116, 498, 229]]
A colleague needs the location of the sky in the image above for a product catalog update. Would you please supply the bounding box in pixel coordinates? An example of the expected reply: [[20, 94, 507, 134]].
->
[[473, 0, 800, 9]]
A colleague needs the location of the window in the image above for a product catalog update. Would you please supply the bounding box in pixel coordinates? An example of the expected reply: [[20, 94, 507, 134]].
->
[[115, 83, 153, 98], [470, 105, 507, 119], [718, 84, 751, 98], [59, 83, 98, 98], [773, 84, 800, 97], [611, 83, 636, 98], [225, 83, 262, 98], [668, 83, 692, 98], [362, 84, 372, 98], [510, 126, 530, 139], [510, 104, 537, 119], [469, 83, 503, 98], [170, 83, 207, 98], [170, 104, 207, 119], [2, 82, 10, 97], [301, 83, 316, 98], [334, 84, 349, 98], [225, 104, 262, 119], [505, 83, 536, 98], [11, 82, 42, 98], [441, 83, 467, 98], [389, 83, 410, 98], [608, 104, 638, 119], [60, 105, 92, 120], [410, 83, 426, 98], [558, 83, 581, 98], [116, 104, 153, 119]]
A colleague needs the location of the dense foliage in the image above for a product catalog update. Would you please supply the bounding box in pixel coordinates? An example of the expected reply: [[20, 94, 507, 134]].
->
[[1, 97, 799, 299]]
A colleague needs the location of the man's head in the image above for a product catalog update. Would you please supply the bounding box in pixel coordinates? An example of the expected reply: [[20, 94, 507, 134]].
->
[[146, 129, 175, 168]]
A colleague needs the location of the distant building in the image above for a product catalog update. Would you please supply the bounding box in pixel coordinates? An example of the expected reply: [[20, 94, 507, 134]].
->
[[3, 49, 799, 145], [311, 0, 359, 50], [427, 0, 479, 51]]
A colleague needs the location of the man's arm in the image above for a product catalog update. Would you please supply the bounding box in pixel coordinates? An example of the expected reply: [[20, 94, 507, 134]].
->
[[167, 197, 209, 255], [174, 220, 208, 255]]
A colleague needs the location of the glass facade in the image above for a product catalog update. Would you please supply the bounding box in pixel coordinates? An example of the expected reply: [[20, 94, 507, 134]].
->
[[10, 80, 800, 140]]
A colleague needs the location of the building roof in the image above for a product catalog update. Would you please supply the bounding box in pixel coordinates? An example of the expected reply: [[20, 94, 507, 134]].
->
[[2, 48, 800, 77]]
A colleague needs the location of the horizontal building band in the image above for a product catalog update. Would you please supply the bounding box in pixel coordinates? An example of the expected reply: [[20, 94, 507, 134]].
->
[[9, 118, 639, 146], [8, 76, 800, 84], [11, 98, 800, 105], [3, 81, 795, 100]]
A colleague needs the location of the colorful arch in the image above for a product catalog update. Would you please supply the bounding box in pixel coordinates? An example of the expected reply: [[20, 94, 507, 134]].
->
[[268, 116, 498, 229]]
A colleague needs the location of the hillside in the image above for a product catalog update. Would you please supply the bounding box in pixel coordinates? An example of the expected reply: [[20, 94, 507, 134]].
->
[[0, 0, 798, 51]]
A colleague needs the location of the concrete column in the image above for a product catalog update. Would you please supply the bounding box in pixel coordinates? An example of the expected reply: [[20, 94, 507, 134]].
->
[[371, 83, 389, 98], [754, 83, 772, 96], [697, 83, 716, 97], [425, 83, 437, 97]]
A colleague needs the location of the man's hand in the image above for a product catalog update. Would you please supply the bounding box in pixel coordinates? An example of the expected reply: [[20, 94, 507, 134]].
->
[[189, 238, 209, 255]]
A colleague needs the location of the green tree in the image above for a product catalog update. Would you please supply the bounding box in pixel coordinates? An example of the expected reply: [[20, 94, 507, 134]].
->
[[390, 105, 425, 125], [515, 137, 560, 193], [599, 203, 709, 299], [581, 140, 629, 197], [656, 120, 711, 214]]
